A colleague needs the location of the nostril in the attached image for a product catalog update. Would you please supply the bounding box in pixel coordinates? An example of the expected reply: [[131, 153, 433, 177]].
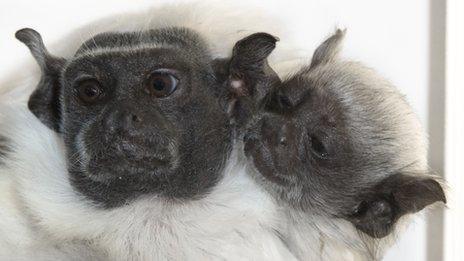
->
[[131, 114, 141, 123], [121, 113, 142, 132]]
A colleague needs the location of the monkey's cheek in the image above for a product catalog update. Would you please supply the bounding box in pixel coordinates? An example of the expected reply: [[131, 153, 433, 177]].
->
[[246, 145, 289, 187], [243, 137, 258, 158]]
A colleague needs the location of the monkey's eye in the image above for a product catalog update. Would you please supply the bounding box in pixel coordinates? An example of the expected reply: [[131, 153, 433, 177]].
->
[[77, 80, 103, 103], [309, 135, 328, 159], [146, 71, 179, 98]]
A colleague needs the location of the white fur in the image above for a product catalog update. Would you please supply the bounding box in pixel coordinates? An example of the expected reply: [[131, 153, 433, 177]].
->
[[0, 1, 441, 260], [0, 105, 296, 260]]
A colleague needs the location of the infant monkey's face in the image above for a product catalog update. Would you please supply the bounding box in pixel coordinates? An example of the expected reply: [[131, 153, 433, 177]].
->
[[244, 30, 446, 238], [17, 28, 278, 208]]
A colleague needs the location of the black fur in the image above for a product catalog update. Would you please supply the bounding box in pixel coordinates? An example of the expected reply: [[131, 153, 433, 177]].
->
[[16, 28, 66, 132], [215, 33, 281, 129], [348, 174, 445, 238], [0, 135, 11, 164]]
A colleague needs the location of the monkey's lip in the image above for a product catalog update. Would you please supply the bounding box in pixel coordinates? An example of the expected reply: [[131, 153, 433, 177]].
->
[[121, 154, 170, 167], [93, 137, 174, 163], [94, 152, 171, 168], [85, 155, 171, 182], [87, 146, 173, 178]]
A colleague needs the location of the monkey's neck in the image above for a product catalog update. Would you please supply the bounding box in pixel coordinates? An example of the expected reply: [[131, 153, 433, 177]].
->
[[1, 107, 296, 260], [282, 207, 394, 261]]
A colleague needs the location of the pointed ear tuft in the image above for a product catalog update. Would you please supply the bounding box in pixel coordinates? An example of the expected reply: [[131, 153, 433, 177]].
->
[[347, 173, 446, 238], [16, 28, 66, 132], [230, 32, 279, 76], [392, 175, 446, 211], [15, 28, 49, 67], [309, 28, 346, 70], [215, 32, 281, 126], [228, 32, 279, 96]]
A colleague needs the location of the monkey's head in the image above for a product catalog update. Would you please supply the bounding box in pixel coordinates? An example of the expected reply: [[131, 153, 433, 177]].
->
[[17, 28, 278, 208], [243, 29, 446, 238]]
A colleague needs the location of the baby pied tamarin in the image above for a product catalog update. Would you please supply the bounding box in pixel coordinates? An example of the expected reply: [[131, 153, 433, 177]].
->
[[239, 29, 446, 260]]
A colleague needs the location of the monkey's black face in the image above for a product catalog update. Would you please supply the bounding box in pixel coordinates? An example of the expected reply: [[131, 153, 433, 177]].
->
[[18, 27, 278, 208], [244, 73, 358, 212], [61, 46, 231, 207]]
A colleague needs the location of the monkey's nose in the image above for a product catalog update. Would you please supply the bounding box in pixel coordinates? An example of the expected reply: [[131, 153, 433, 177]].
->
[[125, 113, 142, 126], [120, 111, 144, 134], [259, 115, 292, 147], [104, 109, 143, 134]]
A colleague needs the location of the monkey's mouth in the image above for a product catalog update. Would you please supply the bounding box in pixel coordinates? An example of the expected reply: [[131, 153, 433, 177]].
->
[[244, 131, 290, 186], [92, 152, 170, 169], [82, 153, 172, 182], [75, 134, 177, 182]]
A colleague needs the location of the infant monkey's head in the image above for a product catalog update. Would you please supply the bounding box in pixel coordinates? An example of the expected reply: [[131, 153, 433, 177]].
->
[[16, 28, 278, 208], [243, 29, 446, 238]]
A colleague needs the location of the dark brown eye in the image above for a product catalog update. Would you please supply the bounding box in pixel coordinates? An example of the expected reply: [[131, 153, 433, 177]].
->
[[146, 71, 179, 98], [309, 135, 328, 159], [77, 80, 102, 103]]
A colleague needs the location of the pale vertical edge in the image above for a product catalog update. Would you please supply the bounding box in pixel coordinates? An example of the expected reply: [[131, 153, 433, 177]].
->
[[444, 0, 464, 260], [426, 0, 446, 259]]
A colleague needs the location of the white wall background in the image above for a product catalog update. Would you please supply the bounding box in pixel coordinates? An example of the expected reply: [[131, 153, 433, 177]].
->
[[0, 0, 446, 260]]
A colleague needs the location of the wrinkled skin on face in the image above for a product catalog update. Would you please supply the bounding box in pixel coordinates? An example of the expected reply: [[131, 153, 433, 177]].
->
[[243, 30, 446, 238], [17, 27, 278, 208]]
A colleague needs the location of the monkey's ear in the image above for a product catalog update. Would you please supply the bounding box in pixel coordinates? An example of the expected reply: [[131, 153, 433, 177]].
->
[[214, 32, 281, 126], [16, 28, 66, 132], [346, 173, 446, 238], [309, 28, 345, 70], [228, 32, 279, 98]]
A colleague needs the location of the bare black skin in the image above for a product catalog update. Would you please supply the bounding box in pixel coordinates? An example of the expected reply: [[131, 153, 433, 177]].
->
[[16, 27, 278, 208], [0, 135, 11, 164], [241, 30, 446, 238]]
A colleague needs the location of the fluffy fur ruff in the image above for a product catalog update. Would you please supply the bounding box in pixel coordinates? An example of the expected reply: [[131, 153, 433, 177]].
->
[[0, 105, 295, 260]]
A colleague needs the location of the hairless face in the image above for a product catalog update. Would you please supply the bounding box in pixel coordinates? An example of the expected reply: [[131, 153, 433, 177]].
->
[[17, 27, 278, 208], [242, 30, 446, 238]]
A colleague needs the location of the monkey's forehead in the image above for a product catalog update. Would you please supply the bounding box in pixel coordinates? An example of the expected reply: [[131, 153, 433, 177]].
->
[[62, 49, 210, 83], [74, 43, 178, 58], [285, 62, 425, 171], [75, 27, 209, 57]]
